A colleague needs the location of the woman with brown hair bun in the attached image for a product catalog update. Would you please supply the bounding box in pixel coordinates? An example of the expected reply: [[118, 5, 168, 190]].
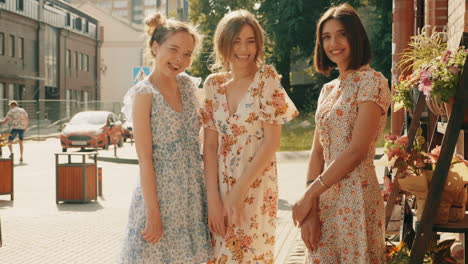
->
[[119, 12, 212, 263], [292, 3, 391, 264]]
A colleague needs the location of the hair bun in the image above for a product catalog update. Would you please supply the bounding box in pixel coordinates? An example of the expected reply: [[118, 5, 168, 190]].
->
[[145, 12, 166, 36]]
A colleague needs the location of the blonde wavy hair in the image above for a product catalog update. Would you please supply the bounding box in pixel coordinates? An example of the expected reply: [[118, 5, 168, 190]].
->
[[212, 10, 265, 72]]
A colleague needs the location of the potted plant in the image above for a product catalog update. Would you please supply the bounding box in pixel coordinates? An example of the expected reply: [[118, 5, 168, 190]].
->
[[382, 128, 468, 225], [393, 26, 468, 120]]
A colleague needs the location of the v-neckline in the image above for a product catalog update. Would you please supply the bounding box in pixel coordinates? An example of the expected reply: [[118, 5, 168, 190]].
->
[[145, 75, 184, 114], [223, 67, 261, 119]]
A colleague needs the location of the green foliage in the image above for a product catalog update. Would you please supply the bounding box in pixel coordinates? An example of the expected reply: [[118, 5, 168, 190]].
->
[[387, 240, 457, 264], [188, 0, 257, 79], [188, 0, 392, 112], [258, 0, 361, 90]]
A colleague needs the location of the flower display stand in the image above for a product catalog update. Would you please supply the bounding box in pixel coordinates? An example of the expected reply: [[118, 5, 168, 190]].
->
[[55, 152, 98, 204], [0, 154, 14, 201], [385, 33, 468, 263]]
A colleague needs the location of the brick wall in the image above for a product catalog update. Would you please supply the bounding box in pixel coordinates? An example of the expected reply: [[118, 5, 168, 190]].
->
[[425, 0, 448, 31], [448, 0, 466, 49]]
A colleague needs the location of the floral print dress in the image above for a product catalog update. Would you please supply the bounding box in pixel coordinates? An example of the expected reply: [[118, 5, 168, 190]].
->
[[307, 65, 391, 264], [119, 73, 212, 264], [200, 65, 299, 264]]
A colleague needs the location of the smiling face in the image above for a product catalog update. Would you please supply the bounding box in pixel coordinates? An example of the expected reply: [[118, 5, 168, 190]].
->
[[152, 31, 194, 77], [229, 24, 257, 69], [321, 19, 351, 70]]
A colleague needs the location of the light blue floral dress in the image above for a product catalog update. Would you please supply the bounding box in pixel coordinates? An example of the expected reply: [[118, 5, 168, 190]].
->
[[119, 73, 212, 264]]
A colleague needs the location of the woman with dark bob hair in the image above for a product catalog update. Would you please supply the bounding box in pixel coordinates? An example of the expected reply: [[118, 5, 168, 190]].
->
[[292, 3, 391, 263]]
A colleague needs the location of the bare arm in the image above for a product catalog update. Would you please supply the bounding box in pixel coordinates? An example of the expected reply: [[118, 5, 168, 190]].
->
[[203, 127, 220, 199], [133, 93, 160, 214], [306, 130, 325, 183], [0, 118, 9, 126], [305, 130, 325, 212], [305, 102, 384, 198]]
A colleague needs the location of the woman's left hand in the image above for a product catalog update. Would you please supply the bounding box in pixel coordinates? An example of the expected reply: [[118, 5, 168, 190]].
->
[[224, 188, 246, 227], [292, 193, 313, 227]]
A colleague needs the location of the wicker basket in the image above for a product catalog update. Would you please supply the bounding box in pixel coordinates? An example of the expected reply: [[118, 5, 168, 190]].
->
[[425, 95, 447, 116]]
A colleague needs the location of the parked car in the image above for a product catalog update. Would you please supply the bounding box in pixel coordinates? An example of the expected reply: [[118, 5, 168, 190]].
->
[[122, 120, 133, 142], [60, 111, 123, 152]]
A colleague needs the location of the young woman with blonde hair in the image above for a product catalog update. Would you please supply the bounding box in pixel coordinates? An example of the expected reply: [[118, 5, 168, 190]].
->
[[200, 9, 298, 263], [119, 12, 212, 263]]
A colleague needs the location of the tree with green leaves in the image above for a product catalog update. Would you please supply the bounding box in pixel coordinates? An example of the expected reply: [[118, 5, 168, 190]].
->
[[258, 0, 362, 90], [188, 0, 257, 79]]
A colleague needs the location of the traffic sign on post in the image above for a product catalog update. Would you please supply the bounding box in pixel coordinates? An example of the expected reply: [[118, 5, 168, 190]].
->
[[133, 67, 151, 84]]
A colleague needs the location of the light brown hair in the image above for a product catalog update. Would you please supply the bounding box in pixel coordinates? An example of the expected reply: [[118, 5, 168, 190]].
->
[[212, 10, 265, 71], [144, 12, 202, 65], [314, 3, 372, 76]]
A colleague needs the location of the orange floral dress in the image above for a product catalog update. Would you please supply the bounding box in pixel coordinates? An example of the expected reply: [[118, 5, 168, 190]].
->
[[200, 65, 299, 263], [308, 65, 391, 264]]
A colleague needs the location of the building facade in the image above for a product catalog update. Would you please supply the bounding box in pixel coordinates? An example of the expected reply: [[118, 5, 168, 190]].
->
[[76, 1, 143, 102], [0, 0, 100, 120], [67, 0, 188, 24]]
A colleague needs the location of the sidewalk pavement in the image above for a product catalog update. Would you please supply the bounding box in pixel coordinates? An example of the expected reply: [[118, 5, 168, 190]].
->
[[0, 137, 386, 264]]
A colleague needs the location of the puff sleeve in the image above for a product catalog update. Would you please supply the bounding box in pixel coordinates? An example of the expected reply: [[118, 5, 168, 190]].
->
[[356, 71, 392, 115], [199, 75, 217, 130], [121, 81, 156, 122], [259, 65, 299, 125]]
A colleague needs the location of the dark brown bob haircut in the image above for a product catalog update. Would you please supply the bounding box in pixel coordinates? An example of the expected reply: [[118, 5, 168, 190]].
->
[[314, 3, 372, 76]]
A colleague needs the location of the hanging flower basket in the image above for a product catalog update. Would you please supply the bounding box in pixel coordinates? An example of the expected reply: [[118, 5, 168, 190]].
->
[[425, 94, 447, 116]]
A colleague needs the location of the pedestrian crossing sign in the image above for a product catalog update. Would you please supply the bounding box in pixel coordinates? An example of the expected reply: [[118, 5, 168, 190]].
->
[[133, 67, 151, 84]]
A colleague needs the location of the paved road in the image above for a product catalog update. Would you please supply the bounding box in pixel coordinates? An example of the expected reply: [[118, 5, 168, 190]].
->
[[0, 138, 310, 263]]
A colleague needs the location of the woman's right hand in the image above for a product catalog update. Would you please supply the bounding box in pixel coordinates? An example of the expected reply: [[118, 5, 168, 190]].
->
[[300, 211, 321, 253], [141, 209, 163, 244], [208, 194, 227, 237]]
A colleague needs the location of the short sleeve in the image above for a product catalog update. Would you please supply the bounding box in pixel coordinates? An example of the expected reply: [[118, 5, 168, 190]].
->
[[6, 110, 13, 119], [199, 75, 216, 130], [259, 65, 299, 125], [121, 81, 156, 122], [356, 71, 392, 115]]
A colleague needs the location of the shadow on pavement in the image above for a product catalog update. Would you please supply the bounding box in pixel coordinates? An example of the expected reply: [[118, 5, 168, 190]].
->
[[278, 198, 292, 211], [13, 162, 28, 167], [56, 201, 104, 212]]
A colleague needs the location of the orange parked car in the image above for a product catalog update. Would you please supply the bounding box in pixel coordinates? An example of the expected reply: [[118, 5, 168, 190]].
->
[[60, 111, 124, 152]]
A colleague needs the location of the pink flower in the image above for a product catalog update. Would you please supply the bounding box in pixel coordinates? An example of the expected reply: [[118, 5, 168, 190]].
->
[[428, 145, 441, 164], [395, 136, 408, 147], [385, 135, 398, 142], [442, 50, 452, 64], [448, 65, 460, 75], [418, 70, 432, 95]]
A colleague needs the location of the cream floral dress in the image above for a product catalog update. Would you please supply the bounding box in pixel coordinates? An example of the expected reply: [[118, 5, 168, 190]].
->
[[200, 65, 299, 263], [307, 65, 391, 264]]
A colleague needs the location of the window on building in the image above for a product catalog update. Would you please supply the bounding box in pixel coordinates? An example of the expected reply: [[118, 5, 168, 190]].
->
[[85, 21, 89, 33], [74, 51, 77, 68], [85, 55, 89, 71], [79, 53, 82, 70], [0, 33, 4, 55], [9, 35, 14, 57], [66, 13, 71, 26], [144, 0, 155, 6], [74, 18, 82, 31], [113, 0, 128, 8], [81, 54, 84, 71], [18, 37, 23, 59], [16, 0, 24, 11], [66, 49, 70, 69]]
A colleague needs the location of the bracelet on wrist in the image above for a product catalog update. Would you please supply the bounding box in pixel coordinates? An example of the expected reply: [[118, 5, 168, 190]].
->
[[317, 175, 330, 189]]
